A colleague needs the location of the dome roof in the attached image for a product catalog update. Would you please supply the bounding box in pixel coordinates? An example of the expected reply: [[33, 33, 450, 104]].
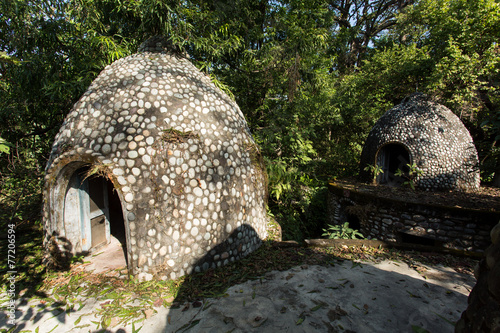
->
[[359, 93, 479, 191], [43, 38, 269, 279]]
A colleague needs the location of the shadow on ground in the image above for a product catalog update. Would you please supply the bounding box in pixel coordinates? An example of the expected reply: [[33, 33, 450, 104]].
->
[[0, 225, 477, 333], [157, 230, 476, 333]]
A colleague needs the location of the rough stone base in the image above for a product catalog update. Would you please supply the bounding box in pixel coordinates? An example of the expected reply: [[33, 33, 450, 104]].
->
[[456, 222, 500, 332]]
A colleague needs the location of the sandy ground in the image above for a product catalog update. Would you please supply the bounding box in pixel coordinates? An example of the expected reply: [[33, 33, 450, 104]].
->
[[1, 241, 475, 333]]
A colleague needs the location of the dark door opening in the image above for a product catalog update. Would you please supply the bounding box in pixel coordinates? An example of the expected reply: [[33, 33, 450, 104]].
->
[[87, 173, 127, 263], [338, 204, 361, 231], [376, 144, 411, 186], [399, 232, 443, 248], [106, 178, 127, 263]]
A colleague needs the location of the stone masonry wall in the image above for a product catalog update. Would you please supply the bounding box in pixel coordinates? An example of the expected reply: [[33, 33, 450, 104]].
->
[[328, 183, 499, 253]]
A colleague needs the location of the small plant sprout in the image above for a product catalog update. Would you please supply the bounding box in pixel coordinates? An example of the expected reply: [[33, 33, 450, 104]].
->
[[364, 164, 384, 183], [322, 222, 365, 240], [395, 163, 423, 190]]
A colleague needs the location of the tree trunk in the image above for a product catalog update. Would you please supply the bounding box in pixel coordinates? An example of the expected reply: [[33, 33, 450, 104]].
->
[[492, 170, 500, 188]]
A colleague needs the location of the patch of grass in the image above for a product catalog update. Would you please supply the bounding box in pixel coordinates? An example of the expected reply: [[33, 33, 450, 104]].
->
[[32, 269, 181, 329], [161, 128, 199, 143]]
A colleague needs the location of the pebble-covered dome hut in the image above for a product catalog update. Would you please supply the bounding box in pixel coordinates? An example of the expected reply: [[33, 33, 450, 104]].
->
[[359, 93, 480, 191], [43, 37, 269, 280]]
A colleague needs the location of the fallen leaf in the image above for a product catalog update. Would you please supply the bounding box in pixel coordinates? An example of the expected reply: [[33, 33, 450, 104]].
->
[[144, 309, 155, 319], [153, 298, 163, 307], [109, 317, 120, 327], [328, 306, 348, 321], [310, 305, 322, 312]]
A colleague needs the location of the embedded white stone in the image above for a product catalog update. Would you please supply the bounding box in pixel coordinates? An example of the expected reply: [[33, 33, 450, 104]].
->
[[113, 168, 124, 176], [142, 155, 152, 165], [117, 176, 127, 185], [124, 193, 134, 202], [193, 187, 203, 197], [101, 144, 111, 154]]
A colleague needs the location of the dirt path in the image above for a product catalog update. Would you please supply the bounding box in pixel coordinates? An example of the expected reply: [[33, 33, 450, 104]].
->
[[2, 256, 475, 333]]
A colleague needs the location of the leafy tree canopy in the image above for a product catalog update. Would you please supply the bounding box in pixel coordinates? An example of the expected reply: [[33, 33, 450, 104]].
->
[[1, 0, 499, 240]]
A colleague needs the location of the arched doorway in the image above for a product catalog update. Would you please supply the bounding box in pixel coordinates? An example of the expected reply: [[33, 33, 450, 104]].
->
[[64, 166, 127, 265], [376, 143, 411, 186]]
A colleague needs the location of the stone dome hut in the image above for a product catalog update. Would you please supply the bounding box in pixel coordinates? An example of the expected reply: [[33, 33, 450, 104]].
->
[[42, 37, 269, 280], [359, 93, 480, 191]]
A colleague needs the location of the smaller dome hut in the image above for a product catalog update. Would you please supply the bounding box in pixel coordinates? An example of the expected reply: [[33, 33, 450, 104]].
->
[[359, 93, 480, 191]]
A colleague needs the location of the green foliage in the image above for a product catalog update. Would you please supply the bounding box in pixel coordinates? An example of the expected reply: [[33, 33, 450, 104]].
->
[[395, 163, 424, 190], [0, 142, 44, 228], [70, 255, 86, 264], [364, 164, 384, 182], [1, 0, 500, 249], [0, 0, 138, 235], [0, 224, 45, 300], [0, 137, 11, 155], [266, 157, 328, 241], [394, 0, 500, 182], [0, 51, 20, 65], [322, 222, 365, 240]]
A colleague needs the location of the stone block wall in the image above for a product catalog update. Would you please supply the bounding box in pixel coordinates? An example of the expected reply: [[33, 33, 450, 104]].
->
[[327, 182, 499, 253]]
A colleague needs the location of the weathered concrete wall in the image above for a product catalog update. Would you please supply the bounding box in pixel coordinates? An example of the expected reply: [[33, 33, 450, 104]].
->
[[456, 221, 500, 332], [327, 182, 499, 253], [43, 37, 269, 280]]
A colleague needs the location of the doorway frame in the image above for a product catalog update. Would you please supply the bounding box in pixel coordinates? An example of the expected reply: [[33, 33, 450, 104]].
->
[[65, 168, 112, 252], [47, 160, 130, 263], [375, 142, 412, 186]]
